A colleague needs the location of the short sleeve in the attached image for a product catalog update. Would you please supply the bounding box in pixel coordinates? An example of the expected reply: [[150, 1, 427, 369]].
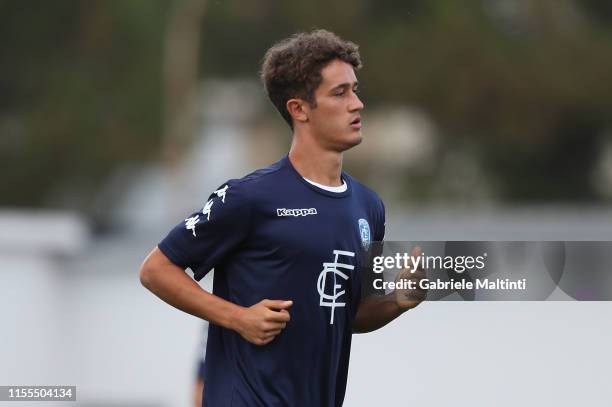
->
[[374, 199, 385, 242], [158, 181, 251, 280], [360, 197, 386, 300]]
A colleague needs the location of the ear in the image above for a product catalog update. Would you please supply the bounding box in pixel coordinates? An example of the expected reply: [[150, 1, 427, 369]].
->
[[286, 98, 309, 124]]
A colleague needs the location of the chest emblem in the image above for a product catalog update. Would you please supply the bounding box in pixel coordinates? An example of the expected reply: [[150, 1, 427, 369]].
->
[[358, 218, 371, 248], [317, 250, 355, 324]]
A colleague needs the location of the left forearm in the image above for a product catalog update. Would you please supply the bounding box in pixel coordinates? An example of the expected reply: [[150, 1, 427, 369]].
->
[[353, 246, 427, 333], [352, 294, 404, 333]]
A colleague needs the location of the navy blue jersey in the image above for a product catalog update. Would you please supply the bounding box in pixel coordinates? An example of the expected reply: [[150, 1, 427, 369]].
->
[[159, 156, 384, 407]]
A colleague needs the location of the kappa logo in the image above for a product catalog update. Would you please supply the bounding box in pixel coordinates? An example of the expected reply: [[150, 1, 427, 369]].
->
[[202, 199, 214, 221], [276, 208, 318, 217], [214, 185, 229, 203], [185, 185, 230, 237], [185, 215, 200, 237]]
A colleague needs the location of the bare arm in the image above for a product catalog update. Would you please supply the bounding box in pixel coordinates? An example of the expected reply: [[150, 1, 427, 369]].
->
[[353, 246, 427, 333], [352, 293, 405, 333], [140, 247, 292, 345]]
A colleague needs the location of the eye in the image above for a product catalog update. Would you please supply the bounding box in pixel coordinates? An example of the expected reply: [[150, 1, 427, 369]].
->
[[334, 90, 345, 97]]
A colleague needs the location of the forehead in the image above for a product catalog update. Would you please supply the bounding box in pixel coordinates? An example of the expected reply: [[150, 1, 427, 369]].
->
[[318, 59, 357, 89]]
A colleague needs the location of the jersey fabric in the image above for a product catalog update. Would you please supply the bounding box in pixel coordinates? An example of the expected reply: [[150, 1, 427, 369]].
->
[[159, 155, 385, 407]]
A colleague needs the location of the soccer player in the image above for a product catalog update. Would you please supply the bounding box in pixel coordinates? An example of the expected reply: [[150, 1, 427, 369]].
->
[[140, 29, 425, 406]]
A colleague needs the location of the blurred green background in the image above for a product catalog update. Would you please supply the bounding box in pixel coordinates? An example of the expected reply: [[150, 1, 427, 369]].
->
[[2, 0, 611, 219]]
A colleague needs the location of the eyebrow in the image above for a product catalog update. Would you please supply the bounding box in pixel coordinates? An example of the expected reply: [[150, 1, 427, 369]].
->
[[329, 81, 359, 93]]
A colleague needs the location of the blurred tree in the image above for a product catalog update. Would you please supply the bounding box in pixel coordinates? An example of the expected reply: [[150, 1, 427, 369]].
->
[[0, 0, 170, 212], [1, 0, 611, 214], [198, 0, 612, 203], [163, 0, 207, 167]]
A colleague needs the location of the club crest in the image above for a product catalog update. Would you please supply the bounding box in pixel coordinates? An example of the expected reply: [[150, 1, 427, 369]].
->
[[358, 218, 371, 248]]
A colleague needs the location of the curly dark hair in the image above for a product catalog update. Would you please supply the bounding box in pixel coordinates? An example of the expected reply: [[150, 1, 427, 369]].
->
[[260, 29, 362, 129]]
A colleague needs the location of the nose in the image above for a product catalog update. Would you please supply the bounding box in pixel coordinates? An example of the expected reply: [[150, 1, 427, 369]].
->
[[349, 91, 364, 112]]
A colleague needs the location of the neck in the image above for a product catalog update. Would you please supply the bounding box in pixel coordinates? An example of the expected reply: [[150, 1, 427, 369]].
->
[[288, 131, 344, 187]]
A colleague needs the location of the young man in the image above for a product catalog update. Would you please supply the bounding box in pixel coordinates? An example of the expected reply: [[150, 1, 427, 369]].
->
[[140, 29, 425, 406]]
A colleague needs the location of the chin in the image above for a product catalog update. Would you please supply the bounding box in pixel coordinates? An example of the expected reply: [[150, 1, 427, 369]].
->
[[350, 129, 363, 144], [338, 132, 362, 151]]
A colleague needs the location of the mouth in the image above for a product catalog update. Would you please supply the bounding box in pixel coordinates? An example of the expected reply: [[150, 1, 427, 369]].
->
[[350, 116, 362, 129]]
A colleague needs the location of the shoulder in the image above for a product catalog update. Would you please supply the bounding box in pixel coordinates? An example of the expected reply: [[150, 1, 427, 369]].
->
[[344, 172, 385, 211], [344, 172, 386, 240], [233, 157, 287, 188], [212, 157, 290, 201]]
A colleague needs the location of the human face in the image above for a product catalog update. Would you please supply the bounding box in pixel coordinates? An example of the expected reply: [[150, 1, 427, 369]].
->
[[306, 59, 364, 152]]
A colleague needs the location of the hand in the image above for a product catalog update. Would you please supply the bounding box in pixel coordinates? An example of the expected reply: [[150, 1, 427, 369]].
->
[[233, 299, 292, 346], [394, 246, 427, 311]]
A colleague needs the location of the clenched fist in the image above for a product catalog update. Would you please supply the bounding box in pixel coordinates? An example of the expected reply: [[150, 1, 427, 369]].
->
[[394, 246, 427, 311], [233, 299, 292, 345]]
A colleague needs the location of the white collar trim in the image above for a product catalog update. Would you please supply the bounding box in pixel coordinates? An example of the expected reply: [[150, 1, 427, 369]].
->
[[303, 177, 347, 193]]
